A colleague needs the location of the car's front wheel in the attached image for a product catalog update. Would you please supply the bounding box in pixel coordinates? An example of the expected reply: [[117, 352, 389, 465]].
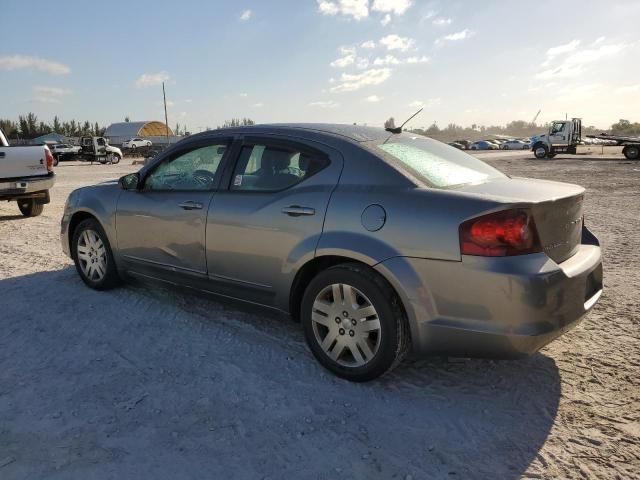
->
[[301, 264, 408, 382], [71, 218, 120, 290], [534, 144, 548, 159]]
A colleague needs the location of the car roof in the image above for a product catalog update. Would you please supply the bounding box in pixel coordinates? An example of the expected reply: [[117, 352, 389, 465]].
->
[[196, 123, 394, 143]]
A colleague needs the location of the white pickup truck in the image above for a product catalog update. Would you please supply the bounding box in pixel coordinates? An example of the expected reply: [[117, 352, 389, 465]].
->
[[0, 127, 55, 216]]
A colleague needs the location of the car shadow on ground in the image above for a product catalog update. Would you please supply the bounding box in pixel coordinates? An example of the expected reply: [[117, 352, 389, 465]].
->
[[0, 268, 560, 479], [0, 214, 26, 221]]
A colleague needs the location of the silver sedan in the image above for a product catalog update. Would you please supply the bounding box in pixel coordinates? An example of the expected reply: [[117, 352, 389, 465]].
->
[[61, 124, 603, 381]]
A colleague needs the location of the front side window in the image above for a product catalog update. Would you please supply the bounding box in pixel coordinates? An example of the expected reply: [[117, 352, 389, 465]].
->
[[373, 135, 505, 188], [145, 144, 227, 191], [551, 122, 566, 134], [231, 144, 327, 191]]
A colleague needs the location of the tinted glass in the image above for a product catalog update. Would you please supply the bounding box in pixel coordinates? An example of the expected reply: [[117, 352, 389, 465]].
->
[[231, 144, 326, 191], [373, 135, 505, 188], [145, 144, 227, 191]]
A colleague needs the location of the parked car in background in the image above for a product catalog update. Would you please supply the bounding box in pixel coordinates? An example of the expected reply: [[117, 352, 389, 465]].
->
[[501, 140, 531, 150], [454, 139, 471, 150], [0, 127, 55, 216], [470, 140, 497, 150], [61, 123, 602, 382], [448, 142, 464, 150], [49, 143, 82, 165], [122, 138, 152, 149], [49, 143, 81, 155]]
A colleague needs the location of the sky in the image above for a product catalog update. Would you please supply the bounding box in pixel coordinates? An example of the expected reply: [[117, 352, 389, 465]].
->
[[1, 0, 639, 132]]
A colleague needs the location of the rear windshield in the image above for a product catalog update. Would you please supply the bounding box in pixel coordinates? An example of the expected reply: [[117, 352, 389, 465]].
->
[[372, 135, 506, 188]]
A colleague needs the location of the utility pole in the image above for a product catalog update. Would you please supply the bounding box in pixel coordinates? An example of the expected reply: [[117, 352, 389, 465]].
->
[[162, 82, 169, 144]]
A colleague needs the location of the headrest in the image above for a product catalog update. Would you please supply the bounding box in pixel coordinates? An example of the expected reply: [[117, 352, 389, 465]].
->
[[298, 154, 310, 171]]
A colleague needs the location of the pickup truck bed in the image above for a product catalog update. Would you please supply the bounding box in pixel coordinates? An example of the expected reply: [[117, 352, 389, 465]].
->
[[0, 128, 55, 217]]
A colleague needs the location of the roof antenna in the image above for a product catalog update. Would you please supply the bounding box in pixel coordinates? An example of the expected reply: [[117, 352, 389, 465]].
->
[[385, 108, 423, 134]]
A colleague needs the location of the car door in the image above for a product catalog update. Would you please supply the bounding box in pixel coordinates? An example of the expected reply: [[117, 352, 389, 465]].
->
[[205, 136, 343, 308], [116, 139, 231, 279], [549, 121, 568, 146]]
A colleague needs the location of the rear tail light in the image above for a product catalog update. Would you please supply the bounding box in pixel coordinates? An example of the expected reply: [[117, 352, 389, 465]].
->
[[45, 147, 54, 172], [459, 208, 542, 257]]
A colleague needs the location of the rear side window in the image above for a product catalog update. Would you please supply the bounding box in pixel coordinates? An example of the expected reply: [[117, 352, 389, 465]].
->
[[231, 144, 327, 191], [374, 135, 505, 188]]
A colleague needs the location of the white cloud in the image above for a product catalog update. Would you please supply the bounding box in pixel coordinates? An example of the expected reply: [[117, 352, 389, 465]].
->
[[317, 0, 369, 20], [436, 29, 474, 44], [381, 14, 391, 26], [380, 34, 414, 51], [372, 0, 412, 15], [373, 55, 400, 66], [32, 85, 72, 104], [253, 102, 264, 107], [373, 53, 429, 66], [422, 10, 437, 20], [135, 71, 170, 88], [361, 40, 376, 49], [309, 100, 340, 108], [405, 55, 430, 64], [239, 92, 248, 97], [356, 57, 370, 69], [364, 95, 382, 102], [537, 42, 628, 80], [546, 39, 580, 57], [432, 17, 452, 26], [408, 98, 441, 108], [240, 9, 252, 21], [330, 46, 356, 67], [330, 68, 392, 92], [0, 54, 70, 75]]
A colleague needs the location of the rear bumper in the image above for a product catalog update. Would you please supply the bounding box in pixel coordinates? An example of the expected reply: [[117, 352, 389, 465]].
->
[[0, 175, 54, 201], [375, 240, 603, 358]]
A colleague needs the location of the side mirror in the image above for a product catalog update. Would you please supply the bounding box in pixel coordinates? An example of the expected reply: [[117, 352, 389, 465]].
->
[[119, 173, 140, 190]]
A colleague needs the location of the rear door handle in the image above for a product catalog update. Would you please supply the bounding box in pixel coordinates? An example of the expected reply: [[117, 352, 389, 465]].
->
[[281, 205, 315, 216], [178, 201, 203, 210]]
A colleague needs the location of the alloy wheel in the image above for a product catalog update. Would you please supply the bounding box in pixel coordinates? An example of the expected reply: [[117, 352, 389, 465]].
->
[[77, 229, 108, 281], [311, 283, 381, 367]]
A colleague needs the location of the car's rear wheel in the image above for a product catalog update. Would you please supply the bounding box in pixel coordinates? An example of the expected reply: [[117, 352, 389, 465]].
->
[[71, 218, 120, 290], [623, 145, 639, 160], [17, 199, 44, 217], [301, 264, 408, 382]]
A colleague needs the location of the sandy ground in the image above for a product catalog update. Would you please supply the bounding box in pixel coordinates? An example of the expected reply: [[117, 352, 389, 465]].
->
[[0, 150, 638, 479]]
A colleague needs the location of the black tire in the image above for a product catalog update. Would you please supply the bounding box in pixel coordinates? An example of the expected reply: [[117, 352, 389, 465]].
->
[[623, 145, 639, 160], [71, 218, 121, 290], [533, 144, 548, 159], [301, 263, 409, 382], [53, 156, 59, 166], [131, 144, 137, 149], [17, 199, 44, 217]]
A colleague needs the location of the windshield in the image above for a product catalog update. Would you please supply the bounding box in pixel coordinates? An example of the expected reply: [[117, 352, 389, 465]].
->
[[372, 134, 506, 188]]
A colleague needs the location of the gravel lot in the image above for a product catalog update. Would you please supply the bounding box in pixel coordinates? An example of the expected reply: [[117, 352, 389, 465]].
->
[[1, 149, 638, 479]]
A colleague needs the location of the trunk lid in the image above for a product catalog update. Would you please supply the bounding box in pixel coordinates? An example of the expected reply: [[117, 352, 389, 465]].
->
[[457, 177, 585, 263], [0, 145, 50, 179]]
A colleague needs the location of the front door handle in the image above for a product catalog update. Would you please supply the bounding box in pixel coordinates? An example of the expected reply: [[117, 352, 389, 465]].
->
[[281, 205, 315, 217], [178, 201, 203, 210]]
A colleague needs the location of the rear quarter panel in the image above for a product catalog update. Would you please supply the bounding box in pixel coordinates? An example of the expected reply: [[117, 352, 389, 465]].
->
[[317, 146, 502, 264]]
